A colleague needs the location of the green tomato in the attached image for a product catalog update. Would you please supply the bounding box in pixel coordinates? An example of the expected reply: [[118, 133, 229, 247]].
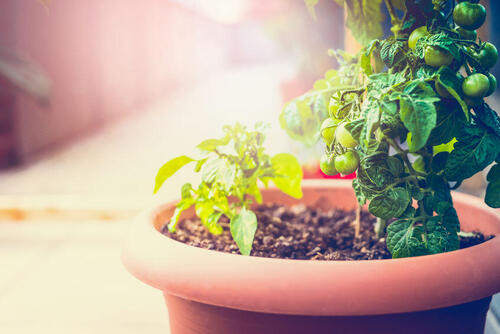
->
[[472, 42, 498, 70], [486, 73, 497, 97], [408, 26, 429, 50], [462, 73, 490, 98], [320, 118, 341, 147], [320, 154, 338, 176], [453, 2, 486, 30], [456, 27, 477, 41], [335, 123, 358, 148], [334, 151, 359, 175], [424, 46, 453, 67]]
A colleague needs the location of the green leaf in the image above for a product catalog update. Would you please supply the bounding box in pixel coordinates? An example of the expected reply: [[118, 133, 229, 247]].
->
[[196, 137, 230, 151], [352, 178, 367, 205], [380, 39, 405, 68], [426, 216, 459, 255], [444, 124, 500, 181], [270, 153, 303, 199], [360, 40, 380, 76], [398, 81, 439, 152], [431, 152, 449, 173], [428, 102, 465, 146], [344, 118, 365, 142], [485, 182, 500, 208], [486, 164, 500, 208], [280, 99, 321, 146], [487, 164, 500, 183], [427, 174, 452, 206], [154, 156, 194, 193], [369, 187, 411, 220], [387, 156, 404, 177], [206, 212, 223, 235], [436, 68, 469, 120], [168, 198, 195, 232], [201, 159, 236, 191], [181, 183, 192, 199], [230, 207, 257, 256], [362, 152, 396, 188], [415, 33, 462, 60], [387, 220, 428, 258], [195, 201, 214, 225], [475, 103, 500, 137], [280, 69, 355, 145], [344, 0, 385, 46]]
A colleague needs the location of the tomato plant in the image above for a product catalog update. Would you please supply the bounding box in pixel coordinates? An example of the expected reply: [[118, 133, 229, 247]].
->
[[289, 0, 500, 258]]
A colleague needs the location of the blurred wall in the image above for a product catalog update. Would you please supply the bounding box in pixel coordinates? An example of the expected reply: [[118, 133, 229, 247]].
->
[[0, 0, 233, 165]]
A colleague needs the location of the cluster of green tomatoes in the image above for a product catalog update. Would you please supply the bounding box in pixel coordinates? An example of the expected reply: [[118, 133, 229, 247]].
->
[[319, 0, 498, 177], [410, 1, 497, 103], [319, 115, 360, 176]]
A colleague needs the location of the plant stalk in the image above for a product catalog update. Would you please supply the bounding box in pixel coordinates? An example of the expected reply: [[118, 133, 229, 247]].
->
[[353, 202, 361, 238], [374, 218, 387, 238]]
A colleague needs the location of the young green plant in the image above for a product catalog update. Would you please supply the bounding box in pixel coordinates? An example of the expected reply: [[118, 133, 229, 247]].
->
[[154, 123, 303, 255]]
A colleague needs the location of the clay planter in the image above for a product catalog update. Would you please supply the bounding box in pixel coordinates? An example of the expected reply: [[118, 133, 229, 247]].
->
[[122, 180, 500, 334]]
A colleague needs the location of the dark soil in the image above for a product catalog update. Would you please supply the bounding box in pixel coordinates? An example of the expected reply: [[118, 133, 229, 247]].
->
[[161, 204, 493, 261]]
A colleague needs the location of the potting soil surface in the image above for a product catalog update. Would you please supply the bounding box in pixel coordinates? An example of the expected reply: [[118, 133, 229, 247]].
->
[[162, 204, 492, 261]]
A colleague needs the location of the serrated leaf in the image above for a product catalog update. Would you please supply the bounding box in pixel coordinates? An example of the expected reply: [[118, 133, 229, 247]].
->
[[344, 0, 385, 46], [398, 81, 439, 152], [352, 178, 367, 205], [201, 159, 236, 191], [428, 102, 465, 146], [369, 187, 411, 220], [380, 39, 405, 68], [431, 152, 449, 172], [486, 164, 500, 208], [475, 103, 500, 137], [230, 207, 257, 256], [387, 220, 428, 258], [436, 68, 469, 120], [485, 182, 500, 208], [154, 156, 194, 193], [426, 207, 460, 255], [444, 124, 500, 181]]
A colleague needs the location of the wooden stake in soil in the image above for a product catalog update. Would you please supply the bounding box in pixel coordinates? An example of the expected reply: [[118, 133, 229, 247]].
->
[[353, 203, 361, 238]]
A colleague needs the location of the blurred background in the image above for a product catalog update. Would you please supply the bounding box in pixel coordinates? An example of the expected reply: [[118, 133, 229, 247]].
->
[[0, 1, 498, 333]]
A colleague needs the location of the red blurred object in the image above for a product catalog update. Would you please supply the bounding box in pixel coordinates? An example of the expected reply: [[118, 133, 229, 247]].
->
[[302, 161, 356, 180]]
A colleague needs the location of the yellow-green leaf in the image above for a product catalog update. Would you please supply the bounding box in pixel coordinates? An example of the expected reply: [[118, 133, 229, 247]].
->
[[270, 153, 303, 199], [154, 156, 194, 193]]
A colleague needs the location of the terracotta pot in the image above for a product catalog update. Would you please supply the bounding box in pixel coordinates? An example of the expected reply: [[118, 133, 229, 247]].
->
[[122, 180, 500, 334]]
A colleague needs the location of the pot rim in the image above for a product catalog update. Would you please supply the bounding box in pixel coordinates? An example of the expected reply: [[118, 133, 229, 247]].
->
[[122, 179, 500, 316]]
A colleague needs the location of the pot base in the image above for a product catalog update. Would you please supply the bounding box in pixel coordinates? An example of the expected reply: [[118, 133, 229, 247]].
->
[[165, 294, 491, 334]]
